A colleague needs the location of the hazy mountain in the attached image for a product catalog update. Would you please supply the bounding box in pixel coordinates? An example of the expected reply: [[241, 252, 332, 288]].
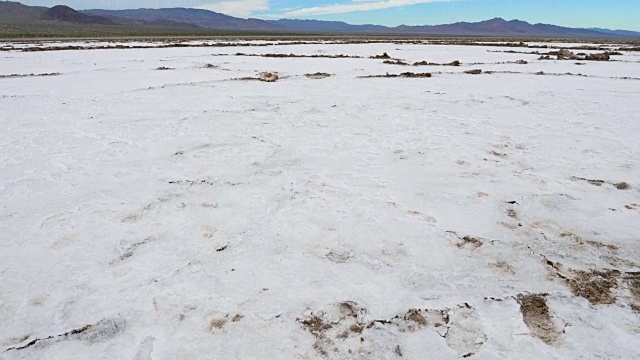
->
[[83, 8, 281, 31], [272, 17, 640, 38], [268, 19, 385, 33]]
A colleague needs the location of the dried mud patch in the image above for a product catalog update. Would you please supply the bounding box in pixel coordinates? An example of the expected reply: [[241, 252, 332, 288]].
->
[[568, 270, 620, 305], [516, 294, 562, 345], [298, 302, 485, 358]]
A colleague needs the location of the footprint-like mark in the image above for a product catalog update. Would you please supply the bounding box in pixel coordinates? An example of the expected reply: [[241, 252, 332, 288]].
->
[[133, 336, 155, 360]]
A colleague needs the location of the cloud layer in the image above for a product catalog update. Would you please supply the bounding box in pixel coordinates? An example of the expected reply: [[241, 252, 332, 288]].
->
[[279, 0, 456, 17]]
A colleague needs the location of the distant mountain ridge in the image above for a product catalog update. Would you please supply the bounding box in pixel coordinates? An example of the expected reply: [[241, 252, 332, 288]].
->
[[84, 8, 280, 31], [1, 1, 639, 38], [43, 5, 114, 25]]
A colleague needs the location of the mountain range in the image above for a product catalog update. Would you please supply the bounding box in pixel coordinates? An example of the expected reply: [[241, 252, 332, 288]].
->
[[1, 1, 639, 39]]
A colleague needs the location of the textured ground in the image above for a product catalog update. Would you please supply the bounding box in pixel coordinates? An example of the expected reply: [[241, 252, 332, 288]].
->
[[1, 40, 639, 359]]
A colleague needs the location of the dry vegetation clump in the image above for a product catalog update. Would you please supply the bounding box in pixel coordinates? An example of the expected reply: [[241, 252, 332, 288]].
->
[[516, 294, 562, 345]]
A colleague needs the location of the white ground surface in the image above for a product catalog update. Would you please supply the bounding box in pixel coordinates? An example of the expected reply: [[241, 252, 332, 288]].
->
[[1, 41, 640, 359]]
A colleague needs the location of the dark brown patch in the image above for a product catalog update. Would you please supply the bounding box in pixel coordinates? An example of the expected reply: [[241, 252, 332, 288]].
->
[[568, 270, 619, 305], [349, 324, 364, 334], [209, 318, 227, 331], [300, 315, 332, 338], [404, 309, 428, 326], [232, 314, 244, 322], [507, 208, 517, 219], [516, 294, 561, 345], [458, 236, 483, 249]]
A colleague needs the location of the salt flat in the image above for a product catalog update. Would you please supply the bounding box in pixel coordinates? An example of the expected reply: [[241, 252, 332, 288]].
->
[[1, 40, 639, 359]]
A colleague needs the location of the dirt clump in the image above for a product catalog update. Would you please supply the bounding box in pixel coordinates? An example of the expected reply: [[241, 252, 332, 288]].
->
[[259, 72, 279, 82], [383, 59, 409, 66], [516, 59, 528, 64], [568, 270, 619, 305], [209, 318, 227, 331], [370, 52, 391, 59], [464, 69, 482, 75], [305, 72, 331, 79], [156, 66, 173, 70], [516, 294, 561, 345], [615, 182, 631, 190]]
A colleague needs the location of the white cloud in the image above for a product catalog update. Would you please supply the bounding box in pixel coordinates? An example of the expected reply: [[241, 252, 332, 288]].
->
[[198, 0, 269, 17], [278, 0, 456, 17]]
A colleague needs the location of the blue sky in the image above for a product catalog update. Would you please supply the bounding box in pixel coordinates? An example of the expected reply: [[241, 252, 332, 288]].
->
[[17, 0, 640, 30]]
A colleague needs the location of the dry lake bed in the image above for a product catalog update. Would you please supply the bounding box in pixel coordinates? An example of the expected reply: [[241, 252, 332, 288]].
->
[[1, 39, 640, 359]]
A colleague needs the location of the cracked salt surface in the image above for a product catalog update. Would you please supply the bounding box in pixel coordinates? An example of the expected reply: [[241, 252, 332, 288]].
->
[[1, 40, 639, 359]]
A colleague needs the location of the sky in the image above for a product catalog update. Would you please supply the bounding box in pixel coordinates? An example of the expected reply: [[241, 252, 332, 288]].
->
[[14, 0, 640, 31]]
